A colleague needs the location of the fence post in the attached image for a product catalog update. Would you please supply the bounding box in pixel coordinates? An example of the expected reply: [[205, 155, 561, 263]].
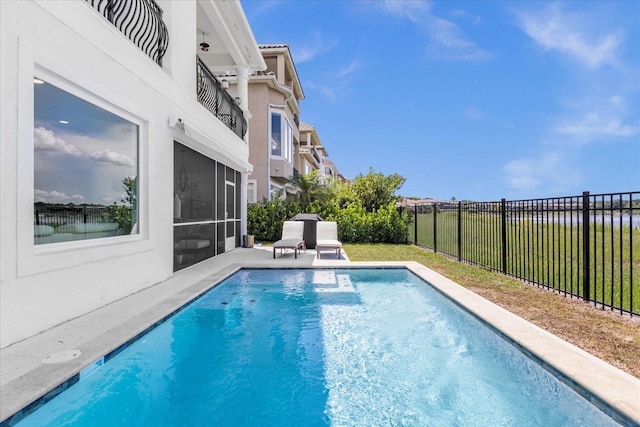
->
[[582, 191, 591, 302], [414, 204, 418, 245], [501, 198, 507, 274], [433, 204, 438, 253], [457, 202, 462, 261]]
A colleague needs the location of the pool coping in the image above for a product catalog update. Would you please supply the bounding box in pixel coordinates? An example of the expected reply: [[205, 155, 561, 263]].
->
[[401, 261, 640, 426], [1, 248, 639, 425]]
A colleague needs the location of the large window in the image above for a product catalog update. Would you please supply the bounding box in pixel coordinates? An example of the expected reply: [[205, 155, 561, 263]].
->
[[247, 180, 256, 204], [270, 183, 284, 200], [270, 112, 292, 162], [33, 77, 139, 245]]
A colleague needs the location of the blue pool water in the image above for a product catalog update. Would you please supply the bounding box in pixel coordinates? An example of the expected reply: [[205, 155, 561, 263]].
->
[[15, 268, 620, 426]]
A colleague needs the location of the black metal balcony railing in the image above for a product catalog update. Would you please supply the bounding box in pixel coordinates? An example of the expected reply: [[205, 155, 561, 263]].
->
[[86, 0, 169, 66], [311, 147, 321, 164], [196, 57, 247, 138]]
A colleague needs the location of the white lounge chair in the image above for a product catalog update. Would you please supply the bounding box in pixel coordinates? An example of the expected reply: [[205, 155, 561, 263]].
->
[[273, 221, 305, 259], [316, 221, 342, 259]]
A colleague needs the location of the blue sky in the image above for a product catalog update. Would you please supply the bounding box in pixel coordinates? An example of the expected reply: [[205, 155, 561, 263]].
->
[[241, 0, 640, 201]]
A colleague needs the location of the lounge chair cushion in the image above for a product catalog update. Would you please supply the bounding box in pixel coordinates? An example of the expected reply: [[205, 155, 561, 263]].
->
[[315, 222, 343, 258], [274, 238, 304, 249], [273, 221, 305, 258]]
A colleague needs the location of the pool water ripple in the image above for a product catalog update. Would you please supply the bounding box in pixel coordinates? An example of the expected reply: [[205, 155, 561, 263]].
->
[[13, 268, 621, 426]]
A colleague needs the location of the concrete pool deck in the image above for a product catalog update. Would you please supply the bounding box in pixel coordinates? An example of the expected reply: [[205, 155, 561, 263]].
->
[[1, 246, 639, 425]]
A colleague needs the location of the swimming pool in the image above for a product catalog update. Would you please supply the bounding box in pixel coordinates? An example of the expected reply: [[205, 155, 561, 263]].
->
[[9, 268, 628, 426]]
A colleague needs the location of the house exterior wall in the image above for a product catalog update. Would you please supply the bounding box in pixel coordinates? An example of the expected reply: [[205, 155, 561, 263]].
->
[[0, 0, 263, 348], [243, 45, 304, 203], [247, 83, 271, 202], [246, 80, 300, 202]]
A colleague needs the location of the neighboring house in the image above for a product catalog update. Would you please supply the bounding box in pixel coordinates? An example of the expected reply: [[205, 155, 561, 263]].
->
[[298, 121, 329, 179], [224, 44, 304, 203], [324, 159, 350, 185], [0, 0, 265, 348]]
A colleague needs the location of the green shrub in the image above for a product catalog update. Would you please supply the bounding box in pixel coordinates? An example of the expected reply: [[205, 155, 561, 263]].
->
[[248, 198, 408, 244], [247, 168, 409, 244], [247, 198, 300, 241]]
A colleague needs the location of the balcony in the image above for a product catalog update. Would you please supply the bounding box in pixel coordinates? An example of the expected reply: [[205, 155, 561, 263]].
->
[[196, 57, 247, 138], [85, 0, 169, 66]]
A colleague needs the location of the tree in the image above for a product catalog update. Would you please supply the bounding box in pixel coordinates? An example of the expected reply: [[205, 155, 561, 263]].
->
[[109, 176, 137, 233], [350, 167, 406, 213], [285, 170, 330, 210]]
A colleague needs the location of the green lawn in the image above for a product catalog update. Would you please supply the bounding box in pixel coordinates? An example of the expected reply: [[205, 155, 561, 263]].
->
[[344, 243, 527, 292], [407, 213, 640, 314]]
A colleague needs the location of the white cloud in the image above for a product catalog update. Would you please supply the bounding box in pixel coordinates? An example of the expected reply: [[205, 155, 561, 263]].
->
[[306, 60, 360, 100], [516, 5, 621, 69], [554, 94, 639, 142], [427, 17, 488, 60], [504, 152, 580, 193], [555, 113, 639, 139], [377, 0, 492, 61], [305, 81, 337, 100], [34, 189, 86, 204], [377, 0, 431, 20], [465, 106, 485, 120], [337, 60, 360, 79], [102, 196, 119, 204], [450, 9, 482, 26], [504, 158, 543, 191], [89, 149, 136, 167], [34, 127, 82, 156], [247, 0, 283, 17], [609, 95, 624, 108], [293, 31, 339, 63]]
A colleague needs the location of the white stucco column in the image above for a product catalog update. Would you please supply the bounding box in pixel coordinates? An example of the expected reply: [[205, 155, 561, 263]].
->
[[236, 65, 249, 113]]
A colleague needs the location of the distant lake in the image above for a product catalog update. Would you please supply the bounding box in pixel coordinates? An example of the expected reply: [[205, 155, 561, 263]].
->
[[519, 214, 640, 229]]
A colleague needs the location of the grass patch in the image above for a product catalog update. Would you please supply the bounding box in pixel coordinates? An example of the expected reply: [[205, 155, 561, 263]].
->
[[344, 243, 640, 379], [410, 212, 640, 313]]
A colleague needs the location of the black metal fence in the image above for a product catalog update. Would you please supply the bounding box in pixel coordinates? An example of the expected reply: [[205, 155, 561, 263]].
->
[[405, 191, 640, 316], [86, 0, 169, 66], [196, 57, 247, 139], [35, 204, 114, 227]]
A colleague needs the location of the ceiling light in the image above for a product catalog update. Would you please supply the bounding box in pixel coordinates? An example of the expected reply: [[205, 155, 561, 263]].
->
[[33, 78, 45, 84], [200, 31, 209, 52]]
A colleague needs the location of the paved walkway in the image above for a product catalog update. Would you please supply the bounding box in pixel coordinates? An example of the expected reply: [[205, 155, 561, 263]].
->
[[2, 246, 639, 425]]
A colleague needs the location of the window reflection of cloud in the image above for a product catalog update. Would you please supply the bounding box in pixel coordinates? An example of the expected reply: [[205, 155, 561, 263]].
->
[[34, 80, 138, 206], [34, 189, 86, 204], [34, 127, 82, 156], [89, 149, 135, 167]]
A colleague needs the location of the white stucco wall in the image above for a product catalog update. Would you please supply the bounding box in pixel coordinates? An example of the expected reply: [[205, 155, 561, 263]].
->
[[0, 0, 258, 348]]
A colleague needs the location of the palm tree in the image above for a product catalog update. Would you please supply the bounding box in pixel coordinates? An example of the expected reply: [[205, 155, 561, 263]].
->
[[285, 171, 329, 209]]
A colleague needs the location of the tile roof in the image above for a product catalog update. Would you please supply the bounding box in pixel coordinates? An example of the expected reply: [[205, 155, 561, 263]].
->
[[299, 121, 315, 131], [258, 43, 289, 49]]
